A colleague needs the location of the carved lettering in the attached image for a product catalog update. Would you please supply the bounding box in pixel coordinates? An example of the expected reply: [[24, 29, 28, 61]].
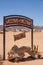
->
[[4, 16, 32, 28]]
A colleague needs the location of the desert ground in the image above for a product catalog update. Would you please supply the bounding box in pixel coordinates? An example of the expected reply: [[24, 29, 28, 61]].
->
[[0, 31, 43, 65]]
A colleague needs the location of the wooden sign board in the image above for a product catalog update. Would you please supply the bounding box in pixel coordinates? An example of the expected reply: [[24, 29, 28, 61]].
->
[[14, 32, 25, 41], [4, 15, 33, 28]]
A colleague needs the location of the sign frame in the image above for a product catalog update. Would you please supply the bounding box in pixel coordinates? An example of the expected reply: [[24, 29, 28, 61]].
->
[[3, 15, 33, 60]]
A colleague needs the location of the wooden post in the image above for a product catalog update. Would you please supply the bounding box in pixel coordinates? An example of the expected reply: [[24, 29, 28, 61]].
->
[[3, 16, 5, 60], [31, 21, 33, 51]]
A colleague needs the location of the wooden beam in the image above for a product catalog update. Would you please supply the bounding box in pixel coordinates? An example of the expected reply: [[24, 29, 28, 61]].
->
[[3, 17, 5, 60]]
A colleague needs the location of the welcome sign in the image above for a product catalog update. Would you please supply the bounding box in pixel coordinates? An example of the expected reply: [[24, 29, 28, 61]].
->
[[4, 15, 33, 28], [3, 15, 33, 60]]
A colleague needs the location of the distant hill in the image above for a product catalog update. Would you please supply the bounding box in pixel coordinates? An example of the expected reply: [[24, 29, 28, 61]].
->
[[34, 26, 43, 30], [0, 25, 3, 31], [0, 25, 43, 31]]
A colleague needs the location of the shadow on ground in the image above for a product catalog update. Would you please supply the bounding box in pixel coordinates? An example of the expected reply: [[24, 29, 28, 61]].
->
[[0, 61, 3, 65], [9, 56, 36, 63]]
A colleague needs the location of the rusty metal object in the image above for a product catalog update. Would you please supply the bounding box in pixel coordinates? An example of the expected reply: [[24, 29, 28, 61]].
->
[[8, 45, 43, 62], [8, 45, 31, 61]]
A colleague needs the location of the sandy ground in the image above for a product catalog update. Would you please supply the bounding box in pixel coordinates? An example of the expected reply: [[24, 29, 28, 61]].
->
[[0, 59, 43, 65], [0, 31, 43, 65]]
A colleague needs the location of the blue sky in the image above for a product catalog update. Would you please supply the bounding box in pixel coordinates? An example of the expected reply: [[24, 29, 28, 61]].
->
[[0, 0, 43, 26]]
